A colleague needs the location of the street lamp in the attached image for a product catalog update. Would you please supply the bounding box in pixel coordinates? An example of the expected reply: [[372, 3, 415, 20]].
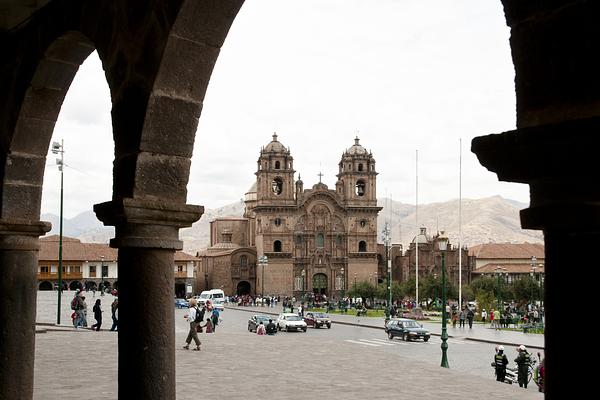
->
[[100, 255, 106, 296], [259, 255, 268, 304], [494, 266, 507, 310], [382, 222, 392, 321], [340, 267, 345, 297], [51, 140, 64, 324], [438, 231, 449, 368], [301, 269, 306, 304]]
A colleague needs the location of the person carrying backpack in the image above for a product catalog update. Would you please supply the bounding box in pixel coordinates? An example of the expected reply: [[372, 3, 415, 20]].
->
[[183, 299, 202, 351]]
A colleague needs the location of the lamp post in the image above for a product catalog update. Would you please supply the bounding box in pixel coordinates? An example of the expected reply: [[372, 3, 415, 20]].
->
[[301, 269, 306, 304], [51, 140, 64, 324], [530, 256, 537, 307], [353, 272, 357, 288], [494, 266, 507, 311], [259, 255, 268, 304], [382, 222, 392, 321], [100, 255, 106, 296], [438, 231, 449, 368], [340, 267, 345, 298]]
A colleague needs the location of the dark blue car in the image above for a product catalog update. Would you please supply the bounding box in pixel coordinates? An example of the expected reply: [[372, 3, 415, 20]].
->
[[175, 298, 189, 309]]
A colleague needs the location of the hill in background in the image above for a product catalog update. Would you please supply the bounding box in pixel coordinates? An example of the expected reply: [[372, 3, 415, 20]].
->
[[42, 196, 542, 255]]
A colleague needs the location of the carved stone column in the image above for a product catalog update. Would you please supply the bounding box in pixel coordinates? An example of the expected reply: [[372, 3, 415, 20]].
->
[[0, 219, 51, 400], [94, 198, 202, 400]]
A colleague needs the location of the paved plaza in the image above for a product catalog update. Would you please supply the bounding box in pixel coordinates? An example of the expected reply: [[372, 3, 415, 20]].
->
[[33, 292, 543, 399]]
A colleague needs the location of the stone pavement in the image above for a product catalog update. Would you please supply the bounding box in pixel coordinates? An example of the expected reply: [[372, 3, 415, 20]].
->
[[33, 292, 543, 399], [228, 303, 545, 350]]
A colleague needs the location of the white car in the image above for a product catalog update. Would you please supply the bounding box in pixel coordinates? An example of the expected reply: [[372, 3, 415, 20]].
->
[[276, 313, 307, 332]]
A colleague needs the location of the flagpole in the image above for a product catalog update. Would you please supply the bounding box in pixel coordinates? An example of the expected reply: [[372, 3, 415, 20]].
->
[[415, 149, 419, 308], [458, 138, 463, 311]]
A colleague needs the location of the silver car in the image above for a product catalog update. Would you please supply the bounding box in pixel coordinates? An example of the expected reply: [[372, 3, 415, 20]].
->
[[276, 313, 308, 332]]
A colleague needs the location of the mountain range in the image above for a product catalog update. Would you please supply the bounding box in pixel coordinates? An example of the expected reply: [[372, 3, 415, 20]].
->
[[42, 195, 543, 255]]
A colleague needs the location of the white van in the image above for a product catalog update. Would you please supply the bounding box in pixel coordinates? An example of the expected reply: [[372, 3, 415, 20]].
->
[[196, 289, 225, 310]]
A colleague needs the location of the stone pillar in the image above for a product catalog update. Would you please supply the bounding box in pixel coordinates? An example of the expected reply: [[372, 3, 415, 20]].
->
[[472, 118, 600, 398], [0, 219, 51, 400], [94, 199, 202, 400]]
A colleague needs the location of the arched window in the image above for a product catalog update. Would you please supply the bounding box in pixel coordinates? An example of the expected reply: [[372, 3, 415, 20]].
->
[[275, 160, 280, 169], [240, 255, 247, 267], [358, 163, 363, 172], [274, 240, 282, 252], [272, 178, 283, 195], [316, 233, 324, 248], [358, 241, 367, 252], [355, 180, 365, 196]]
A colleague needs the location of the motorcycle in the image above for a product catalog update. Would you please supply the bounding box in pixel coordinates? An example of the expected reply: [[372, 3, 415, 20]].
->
[[491, 356, 537, 385], [532, 352, 544, 392]]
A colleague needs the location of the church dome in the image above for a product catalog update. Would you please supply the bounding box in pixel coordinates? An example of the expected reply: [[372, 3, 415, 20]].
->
[[263, 133, 287, 153], [345, 137, 368, 156], [412, 227, 430, 244]]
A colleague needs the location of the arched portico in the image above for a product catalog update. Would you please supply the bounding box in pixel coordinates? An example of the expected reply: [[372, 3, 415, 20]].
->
[[0, 1, 243, 399], [1, 1, 599, 400]]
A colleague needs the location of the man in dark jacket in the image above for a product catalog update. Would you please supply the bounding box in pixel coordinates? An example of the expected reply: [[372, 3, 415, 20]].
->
[[265, 319, 277, 335], [494, 345, 509, 382], [515, 345, 531, 388]]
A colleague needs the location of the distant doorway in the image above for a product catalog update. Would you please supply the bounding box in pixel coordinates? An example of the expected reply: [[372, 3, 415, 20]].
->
[[237, 281, 251, 295], [312, 273, 327, 296], [39, 281, 53, 291]]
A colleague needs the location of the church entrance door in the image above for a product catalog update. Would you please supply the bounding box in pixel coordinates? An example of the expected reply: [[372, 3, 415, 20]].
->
[[312, 273, 327, 296], [237, 281, 251, 295]]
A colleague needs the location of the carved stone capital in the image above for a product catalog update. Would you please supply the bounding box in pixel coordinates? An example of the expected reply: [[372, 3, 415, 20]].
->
[[0, 219, 51, 250], [94, 198, 203, 250]]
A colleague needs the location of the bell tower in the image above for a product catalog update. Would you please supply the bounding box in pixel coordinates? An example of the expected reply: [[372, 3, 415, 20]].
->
[[255, 133, 296, 206], [336, 137, 377, 207]]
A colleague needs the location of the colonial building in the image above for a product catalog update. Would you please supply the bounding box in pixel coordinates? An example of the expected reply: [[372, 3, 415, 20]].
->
[[198, 134, 381, 297], [469, 242, 545, 284], [39, 235, 199, 296], [397, 227, 474, 286]]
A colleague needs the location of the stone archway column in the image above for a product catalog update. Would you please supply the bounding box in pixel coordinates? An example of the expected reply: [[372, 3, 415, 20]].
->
[[0, 219, 51, 400], [472, 118, 600, 399], [94, 199, 202, 400]]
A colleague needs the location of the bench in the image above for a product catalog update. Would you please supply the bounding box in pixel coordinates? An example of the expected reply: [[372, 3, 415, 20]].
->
[[522, 322, 544, 333]]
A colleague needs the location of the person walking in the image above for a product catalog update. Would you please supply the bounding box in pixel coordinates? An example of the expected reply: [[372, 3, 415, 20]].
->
[[481, 308, 487, 325], [110, 298, 119, 331], [204, 317, 214, 333], [490, 309, 495, 329], [459, 308, 467, 328], [183, 299, 202, 351], [467, 308, 475, 329], [211, 308, 220, 332], [494, 345, 509, 382], [91, 299, 102, 331], [515, 345, 531, 388]]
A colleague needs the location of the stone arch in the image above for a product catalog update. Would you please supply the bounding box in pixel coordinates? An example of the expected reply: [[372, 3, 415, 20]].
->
[[38, 281, 53, 291], [236, 281, 251, 296], [68, 281, 82, 291], [2, 31, 95, 220]]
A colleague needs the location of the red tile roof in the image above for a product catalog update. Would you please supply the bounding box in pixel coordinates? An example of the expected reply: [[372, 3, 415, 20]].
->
[[39, 235, 198, 262], [468, 242, 544, 259], [473, 263, 545, 274]]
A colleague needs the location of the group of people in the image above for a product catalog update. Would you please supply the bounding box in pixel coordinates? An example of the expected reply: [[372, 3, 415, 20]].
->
[[70, 289, 118, 331], [255, 318, 277, 335], [449, 305, 475, 328], [183, 299, 221, 351], [494, 344, 544, 392]]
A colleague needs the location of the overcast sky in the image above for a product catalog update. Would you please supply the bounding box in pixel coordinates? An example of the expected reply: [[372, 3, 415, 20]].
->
[[41, 0, 527, 219]]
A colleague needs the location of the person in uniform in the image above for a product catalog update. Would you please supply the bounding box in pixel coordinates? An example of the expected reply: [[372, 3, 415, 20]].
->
[[515, 344, 531, 388], [494, 345, 509, 382]]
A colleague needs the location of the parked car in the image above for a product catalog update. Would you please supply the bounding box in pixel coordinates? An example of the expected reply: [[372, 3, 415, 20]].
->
[[276, 313, 307, 332], [248, 314, 272, 333], [385, 318, 430, 341], [175, 298, 189, 309], [304, 312, 332, 329]]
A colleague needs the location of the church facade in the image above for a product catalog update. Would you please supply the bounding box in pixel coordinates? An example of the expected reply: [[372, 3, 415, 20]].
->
[[198, 134, 381, 298]]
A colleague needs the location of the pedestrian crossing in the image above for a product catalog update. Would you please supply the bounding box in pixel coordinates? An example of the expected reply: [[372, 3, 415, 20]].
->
[[344, 337, 475, 347]]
